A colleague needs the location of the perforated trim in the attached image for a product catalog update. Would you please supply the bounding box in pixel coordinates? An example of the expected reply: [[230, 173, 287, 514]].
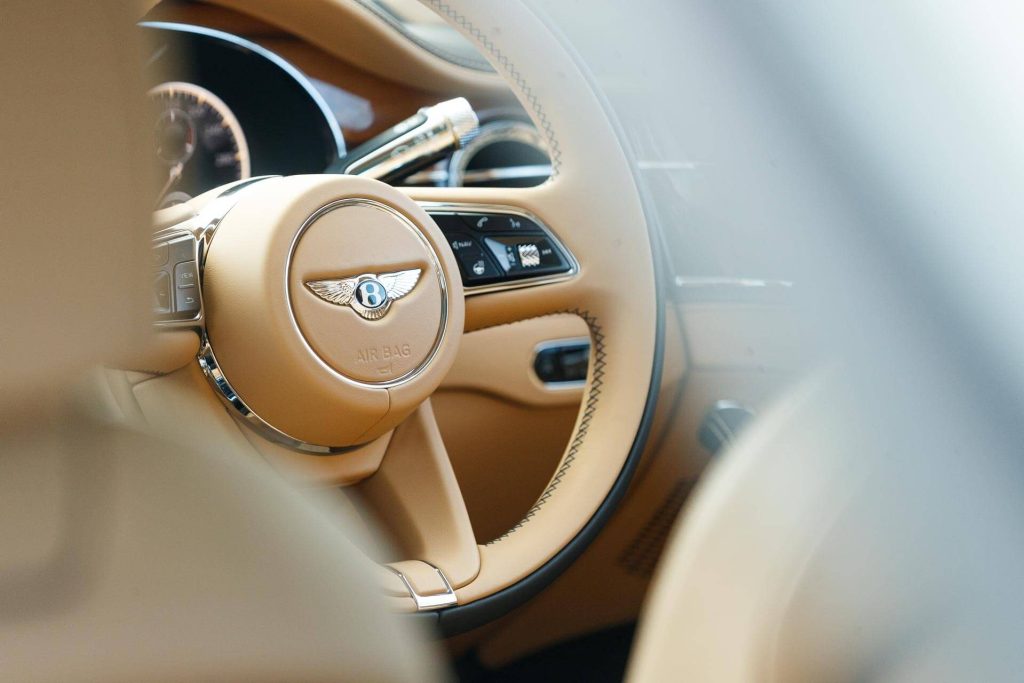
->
[[425, 0, 564, 177]]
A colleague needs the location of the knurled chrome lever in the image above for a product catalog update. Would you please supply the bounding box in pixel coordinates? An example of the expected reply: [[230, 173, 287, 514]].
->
[[328, 97, 479, 184]]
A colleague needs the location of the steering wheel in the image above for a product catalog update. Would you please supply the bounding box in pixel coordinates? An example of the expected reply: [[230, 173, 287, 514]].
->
[[144, 0, 663, 633]]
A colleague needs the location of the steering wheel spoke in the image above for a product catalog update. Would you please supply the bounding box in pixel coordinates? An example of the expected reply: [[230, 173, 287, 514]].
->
[[359, 400, 479, 611]]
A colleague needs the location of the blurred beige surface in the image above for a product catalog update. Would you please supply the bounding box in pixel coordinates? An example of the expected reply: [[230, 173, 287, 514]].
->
[[0, 3, 440, 681]]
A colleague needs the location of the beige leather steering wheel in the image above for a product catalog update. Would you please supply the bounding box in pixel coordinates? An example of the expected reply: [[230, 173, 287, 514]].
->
[[140, 0, 663, 631]]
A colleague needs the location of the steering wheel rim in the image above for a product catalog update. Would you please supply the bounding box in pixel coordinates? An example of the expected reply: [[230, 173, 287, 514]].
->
[[405, 0, 665, 631]]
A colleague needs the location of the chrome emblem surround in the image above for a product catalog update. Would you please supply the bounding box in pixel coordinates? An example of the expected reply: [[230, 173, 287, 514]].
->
[[305, 268, 422, 321]]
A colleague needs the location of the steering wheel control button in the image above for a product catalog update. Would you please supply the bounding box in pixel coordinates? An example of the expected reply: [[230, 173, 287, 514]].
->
[[151, 242, 169, 267], [153, 271, 172, 313], [152, 233, 201, 321], [424, 206, 575, 289], [463, 212, 542, 233], [458, 213, 493, 231], [483, 235, 569, 277], [175, 286, 200, 314], [168, 235, 194, 263], [518, 243, 541, 267], [427, 213, 465, 233], [173, 260, 201, 314], [447, 233, 501, 283], [174, 260, 198, 289]]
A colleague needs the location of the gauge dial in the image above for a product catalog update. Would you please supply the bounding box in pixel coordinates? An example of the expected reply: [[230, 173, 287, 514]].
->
[[149, 81, 250, 208]]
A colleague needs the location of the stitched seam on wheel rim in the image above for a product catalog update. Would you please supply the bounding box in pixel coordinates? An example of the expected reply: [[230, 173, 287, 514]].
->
[[424, 0, 564, 177], [424, 3, 589, 541], [483, 309, 606, 545], [353, 0, 495, 72]]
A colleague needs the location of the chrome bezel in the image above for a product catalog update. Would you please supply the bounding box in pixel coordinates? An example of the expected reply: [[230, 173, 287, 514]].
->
[[284, 198, 450, 389], [149, 81, 252, 183], [198, 337, 355, 454], [419, 202, 579, 295]]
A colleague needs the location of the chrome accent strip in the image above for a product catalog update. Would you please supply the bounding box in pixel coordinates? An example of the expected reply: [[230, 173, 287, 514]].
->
[[402, 164, 556, 186], [284, 198, 450, 389], [402, 166, 450, 186], [139, 21, 346, 158], [340, 98, 478, 181], [460, 164, 553, 184], [418, 202, 579, 296], [531, 337, 591, 390], [385, 564, 459, 611], [198, 338, 352, 454]]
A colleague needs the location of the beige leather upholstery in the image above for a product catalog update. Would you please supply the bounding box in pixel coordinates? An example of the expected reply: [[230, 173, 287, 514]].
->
[[628, 366, 1024, 681], [0, 3, 439, 680], [206, 0, 508, 98], [169, 0, 659, 610]]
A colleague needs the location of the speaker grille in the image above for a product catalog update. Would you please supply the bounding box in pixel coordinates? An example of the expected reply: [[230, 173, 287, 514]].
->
[[618, 479, 696, 578]]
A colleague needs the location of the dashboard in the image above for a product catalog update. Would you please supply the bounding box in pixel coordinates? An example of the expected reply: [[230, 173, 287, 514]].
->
[[142, 20, 550, 208]]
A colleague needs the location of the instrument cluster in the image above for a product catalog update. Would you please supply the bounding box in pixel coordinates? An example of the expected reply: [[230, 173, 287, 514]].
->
[[143, 22, 344, 208]]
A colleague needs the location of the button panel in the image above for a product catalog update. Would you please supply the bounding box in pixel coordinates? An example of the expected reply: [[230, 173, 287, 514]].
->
[[447, 233, 503, 284], [152, 233, 201, 321], [427, 208, 573, 290]]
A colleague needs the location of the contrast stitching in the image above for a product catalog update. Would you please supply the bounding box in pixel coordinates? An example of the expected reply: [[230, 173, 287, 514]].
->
[[485, 309, 605, 544], [424, 2, 578, 541], [425, 0, 563, 177], [352, 0, 495, 72]]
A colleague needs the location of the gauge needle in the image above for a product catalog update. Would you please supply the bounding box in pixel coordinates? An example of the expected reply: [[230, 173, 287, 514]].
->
[[156, 162, 184, 207]]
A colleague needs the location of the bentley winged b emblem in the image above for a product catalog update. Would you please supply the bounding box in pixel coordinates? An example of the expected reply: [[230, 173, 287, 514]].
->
[[305, 268, 422, 321]]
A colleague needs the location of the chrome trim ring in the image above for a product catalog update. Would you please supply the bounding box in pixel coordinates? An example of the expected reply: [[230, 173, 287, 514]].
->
[[419, 201, 579, 296], [198, 338, 354, 454], [284, 198, 450, 389], [149, 81, 252, 183]]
